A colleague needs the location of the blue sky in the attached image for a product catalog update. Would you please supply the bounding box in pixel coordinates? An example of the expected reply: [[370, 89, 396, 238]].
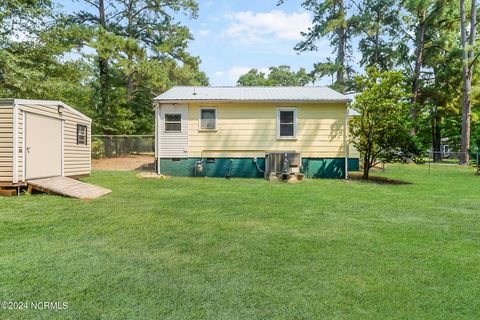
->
[[60, 0, 337, 86], [181, 0, 331, 85]]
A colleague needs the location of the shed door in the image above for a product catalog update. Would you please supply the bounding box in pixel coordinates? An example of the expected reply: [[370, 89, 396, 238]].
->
[[25, 113, 62, 180]]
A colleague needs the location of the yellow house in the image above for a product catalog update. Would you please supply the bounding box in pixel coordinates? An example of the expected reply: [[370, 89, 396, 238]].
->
[[154, 86, 359, 179]]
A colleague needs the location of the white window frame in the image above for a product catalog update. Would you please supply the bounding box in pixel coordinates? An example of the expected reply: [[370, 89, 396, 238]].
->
[[164, 113, 182, 133], [277, 107, 297, 139], [199, 107, 217, 131], [77, 124, 88, 145]]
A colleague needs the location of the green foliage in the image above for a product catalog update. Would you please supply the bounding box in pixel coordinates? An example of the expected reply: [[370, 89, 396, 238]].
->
[[0, 2, 93, 110], [91, 138, 105, 159], [73, 0, 208, 134], [350, 68, 423, 179], [278, 0, 357, 92], [237, 65, 314, 86], [0, 0, 208, 135], [355, 0, 400, 70]]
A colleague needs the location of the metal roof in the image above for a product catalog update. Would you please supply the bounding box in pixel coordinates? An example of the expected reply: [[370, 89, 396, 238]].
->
[[154, 86, 351, 103]]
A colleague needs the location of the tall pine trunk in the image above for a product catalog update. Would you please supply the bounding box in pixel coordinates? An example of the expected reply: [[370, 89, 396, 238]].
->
[[336, 0, 346, 92], [97, 0, 111, 134], [460, 0, 477, 165], [126, 0, 135, 101], [410, 18, 426, 135], [432, 110, 442, 162]]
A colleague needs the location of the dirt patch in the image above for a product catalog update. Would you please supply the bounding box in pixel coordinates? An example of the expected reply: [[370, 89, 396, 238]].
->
[[136, 172, 169, 179], [349, 173, 412, 185], [92, 155, 154, 171]]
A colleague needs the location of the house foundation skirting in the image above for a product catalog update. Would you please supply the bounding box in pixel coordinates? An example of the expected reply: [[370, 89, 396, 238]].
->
[[157, 157, 360, 179]]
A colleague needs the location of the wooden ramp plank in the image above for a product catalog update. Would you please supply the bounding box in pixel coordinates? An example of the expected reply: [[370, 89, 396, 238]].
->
[[27, 176, 111, 200]]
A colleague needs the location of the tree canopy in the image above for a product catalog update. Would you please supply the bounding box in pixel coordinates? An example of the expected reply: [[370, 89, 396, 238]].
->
[[237, 66, 314, 86], [0, 0, 208, 135]]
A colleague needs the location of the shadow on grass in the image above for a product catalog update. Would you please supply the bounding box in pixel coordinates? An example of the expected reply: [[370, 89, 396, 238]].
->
[[349, 173, 412, 185]]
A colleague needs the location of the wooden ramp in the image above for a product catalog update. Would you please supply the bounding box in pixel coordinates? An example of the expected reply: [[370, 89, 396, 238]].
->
[[27, 176, 111, 200]]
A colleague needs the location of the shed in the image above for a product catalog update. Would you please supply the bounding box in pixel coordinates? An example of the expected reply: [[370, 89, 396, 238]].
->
[[0, 99, 91, 186]]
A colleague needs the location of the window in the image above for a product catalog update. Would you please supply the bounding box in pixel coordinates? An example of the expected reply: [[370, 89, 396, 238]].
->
[[165, 113, 182, 132], [277, 108, 297, 139], [77, 124, 87, 145], [200, 108, 217, 130]]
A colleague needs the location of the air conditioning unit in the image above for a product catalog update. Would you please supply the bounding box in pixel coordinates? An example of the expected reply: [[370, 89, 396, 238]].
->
[[265, 152, 303, 182]]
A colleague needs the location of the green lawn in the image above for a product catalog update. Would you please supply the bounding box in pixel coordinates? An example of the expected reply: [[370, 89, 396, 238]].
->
[[1, 164, 479, 319]]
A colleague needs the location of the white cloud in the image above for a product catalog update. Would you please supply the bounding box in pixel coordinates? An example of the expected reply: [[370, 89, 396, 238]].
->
[[205, 1, 214, 7], [223, 10, 311, 45], [227, 66, 270, 81], [198, 29, 211, 37]]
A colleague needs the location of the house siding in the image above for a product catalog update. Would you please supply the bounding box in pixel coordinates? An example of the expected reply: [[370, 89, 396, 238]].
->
[[157, 103, 188, 158], [187, 103, 347, 158]]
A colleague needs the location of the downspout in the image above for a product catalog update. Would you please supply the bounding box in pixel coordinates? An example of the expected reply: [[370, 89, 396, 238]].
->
[[344, 104, 349, 180], [155, 103, 161, 175], [12, 101, 18, 184]]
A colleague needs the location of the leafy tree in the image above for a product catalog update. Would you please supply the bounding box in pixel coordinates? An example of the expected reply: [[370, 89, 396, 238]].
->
[[72, 0, 208, 134], [0, 1, 92, 111], [237, 65, 314, 86], [352, 0, 400, 70], [237, 69, 268, 86], [349, 68, 422, 179], [412, 3, 463, 161], [397, 0, 455, 130], [278, 0, 357, 92]]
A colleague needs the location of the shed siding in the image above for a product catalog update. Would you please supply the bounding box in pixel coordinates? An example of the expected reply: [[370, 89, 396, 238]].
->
[[0, 104, 13, 182], [17, 103, 91, 181], [187, 103, 347, 158]]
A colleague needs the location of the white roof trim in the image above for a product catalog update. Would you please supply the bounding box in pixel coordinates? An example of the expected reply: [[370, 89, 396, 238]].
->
[[2, 99, 91, 122]]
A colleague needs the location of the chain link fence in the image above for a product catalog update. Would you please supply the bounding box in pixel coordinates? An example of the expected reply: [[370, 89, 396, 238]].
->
[[92, 135, 154, 159], [426, 151, 480, 174]]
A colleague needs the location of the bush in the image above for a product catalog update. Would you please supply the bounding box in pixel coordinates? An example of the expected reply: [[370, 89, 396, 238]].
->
[[91, 138, 105, 159]]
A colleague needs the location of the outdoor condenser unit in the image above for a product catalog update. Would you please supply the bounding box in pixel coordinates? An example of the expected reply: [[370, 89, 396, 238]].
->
[[265, 152, 302, 181]]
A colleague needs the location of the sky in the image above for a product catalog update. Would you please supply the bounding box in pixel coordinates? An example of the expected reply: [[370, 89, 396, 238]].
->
[[60, 0, 337, 86]]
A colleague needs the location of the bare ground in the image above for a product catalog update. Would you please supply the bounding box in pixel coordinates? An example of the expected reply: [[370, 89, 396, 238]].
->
[[92, 155, 154, 171]]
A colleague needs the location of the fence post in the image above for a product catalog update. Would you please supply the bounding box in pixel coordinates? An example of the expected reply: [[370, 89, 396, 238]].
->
[[428, 151, 431, 174], [476, 151, 479, 175]]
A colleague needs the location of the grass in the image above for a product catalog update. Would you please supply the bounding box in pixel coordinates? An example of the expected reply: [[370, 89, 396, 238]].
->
[[0, 164, 479, 319]]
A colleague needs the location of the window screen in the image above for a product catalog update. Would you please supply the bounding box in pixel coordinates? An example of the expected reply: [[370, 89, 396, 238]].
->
[[165, 113, 182, 132], [200, 109, 216, 130], [279, 110, 295, 137], [77, 124, 87, 145]]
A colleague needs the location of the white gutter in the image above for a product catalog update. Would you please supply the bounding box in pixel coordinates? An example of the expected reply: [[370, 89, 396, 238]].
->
[[154, 103, 161, 175], [12, 101, 18, 184]]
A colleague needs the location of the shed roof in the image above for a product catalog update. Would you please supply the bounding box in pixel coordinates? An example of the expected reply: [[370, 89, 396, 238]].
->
[[154, 86, 351, 103], [0, 98, 91, 122]]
